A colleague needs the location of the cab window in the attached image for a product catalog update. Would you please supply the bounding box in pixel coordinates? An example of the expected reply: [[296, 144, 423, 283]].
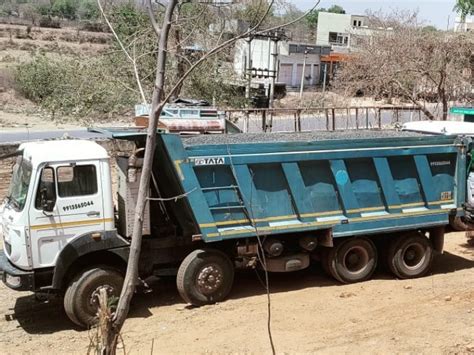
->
[[57, 165, 98, 198], [35, 167, 56, 210]]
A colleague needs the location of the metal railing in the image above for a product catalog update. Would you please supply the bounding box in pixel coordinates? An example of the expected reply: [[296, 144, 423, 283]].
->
[[224, 106, 431, 133]]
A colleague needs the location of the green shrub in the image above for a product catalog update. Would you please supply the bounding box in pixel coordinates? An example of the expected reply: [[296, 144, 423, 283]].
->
[[78, 0, 99, 20], [15, 55, 137, 118], [79, 20, 108, 33], [38, 16, 61, 28]]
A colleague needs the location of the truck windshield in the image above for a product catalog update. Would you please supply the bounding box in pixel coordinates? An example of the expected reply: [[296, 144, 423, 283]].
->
[[6, 157, 32, 211]]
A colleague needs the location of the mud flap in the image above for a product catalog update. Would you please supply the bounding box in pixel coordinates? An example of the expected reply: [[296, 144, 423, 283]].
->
[[429, 227, 445, 254]]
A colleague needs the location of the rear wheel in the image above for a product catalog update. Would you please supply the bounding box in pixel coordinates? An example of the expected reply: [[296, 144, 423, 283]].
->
[[177, 249, 234, 306], [327, 238, 377, 284], [387, 234, 433, 279], [449, 215, 474, 231], [64, 267, 124, 327]]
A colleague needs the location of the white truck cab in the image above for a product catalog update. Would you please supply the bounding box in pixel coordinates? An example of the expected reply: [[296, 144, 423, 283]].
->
[[1, 140, 130, 326]]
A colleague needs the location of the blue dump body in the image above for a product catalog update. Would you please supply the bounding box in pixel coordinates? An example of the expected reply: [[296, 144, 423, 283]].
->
[[149, 131, 468, 242]]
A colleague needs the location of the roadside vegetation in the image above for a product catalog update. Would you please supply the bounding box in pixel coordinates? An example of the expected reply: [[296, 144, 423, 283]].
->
[[0, 0, 472, 121]]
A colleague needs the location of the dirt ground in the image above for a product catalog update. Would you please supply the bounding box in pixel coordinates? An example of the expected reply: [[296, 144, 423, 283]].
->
[[0, 232, 472, 354]]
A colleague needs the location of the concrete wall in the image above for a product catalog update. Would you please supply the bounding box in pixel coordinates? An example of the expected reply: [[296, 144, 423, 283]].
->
[[316, 12, 352, 48]]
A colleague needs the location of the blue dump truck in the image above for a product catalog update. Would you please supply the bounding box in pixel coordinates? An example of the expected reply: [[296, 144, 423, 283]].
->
[[0, 129, 471, 326]]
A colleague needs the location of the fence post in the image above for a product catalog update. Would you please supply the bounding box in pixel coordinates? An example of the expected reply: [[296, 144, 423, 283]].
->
[[346, 108, 350, 129], [325, 109, 330, 131], [298, 109, 302, 132], [355, 108, 359, 130], [366, 108, 369, 128], [331, 108, 336, 131], [262, 110, 267, 132], [378, 108, 382, 129]]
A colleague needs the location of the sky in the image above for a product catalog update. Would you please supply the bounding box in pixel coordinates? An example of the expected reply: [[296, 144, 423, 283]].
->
[[291, 0, 461, 29]]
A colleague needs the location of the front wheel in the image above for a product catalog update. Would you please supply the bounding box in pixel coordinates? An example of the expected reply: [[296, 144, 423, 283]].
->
[[387, 234, 433, 279], [177, 249, 234, 306], [64, 267, 124, 327]]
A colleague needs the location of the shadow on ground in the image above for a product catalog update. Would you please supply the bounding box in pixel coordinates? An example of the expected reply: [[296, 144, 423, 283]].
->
[[10, 251, 474, 334]]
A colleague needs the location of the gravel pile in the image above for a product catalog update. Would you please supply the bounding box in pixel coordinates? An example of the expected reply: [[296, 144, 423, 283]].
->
[[182, 130, 431, 147]]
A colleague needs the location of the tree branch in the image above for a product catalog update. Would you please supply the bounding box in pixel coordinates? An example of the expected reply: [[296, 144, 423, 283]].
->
[[162, 0, 321, 105], [97, 0, 148, 104], [147, 0, 161, 37]]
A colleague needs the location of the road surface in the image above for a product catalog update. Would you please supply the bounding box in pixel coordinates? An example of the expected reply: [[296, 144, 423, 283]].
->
[[0, 129, 105, 144]]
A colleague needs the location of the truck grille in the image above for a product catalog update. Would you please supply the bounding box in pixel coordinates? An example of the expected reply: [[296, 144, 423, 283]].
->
[[4, 241, 11, 256]]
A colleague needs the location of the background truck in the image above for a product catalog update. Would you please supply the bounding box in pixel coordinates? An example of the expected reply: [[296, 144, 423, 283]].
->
[[0, 129, 471, 327]]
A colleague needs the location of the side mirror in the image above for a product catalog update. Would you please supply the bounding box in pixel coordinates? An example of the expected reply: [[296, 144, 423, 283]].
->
[[40, 187, 55, 212]]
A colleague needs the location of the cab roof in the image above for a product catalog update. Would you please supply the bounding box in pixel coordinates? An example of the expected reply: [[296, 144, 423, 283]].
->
[[19, 140, 108, 166]]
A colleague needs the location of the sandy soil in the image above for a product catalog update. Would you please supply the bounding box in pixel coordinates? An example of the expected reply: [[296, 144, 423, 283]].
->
[[0, 232, 472, 354]]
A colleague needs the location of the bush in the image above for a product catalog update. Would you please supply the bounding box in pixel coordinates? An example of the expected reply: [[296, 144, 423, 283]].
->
[[38, 16, 61, 28], [78, 0, 99, 20], [51, 0, 77, 20], [79, 20, 108, 33], [15, 55, 137, 118]]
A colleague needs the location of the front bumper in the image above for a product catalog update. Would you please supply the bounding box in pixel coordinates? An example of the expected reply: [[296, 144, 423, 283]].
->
[[0, 250, 34, 291]]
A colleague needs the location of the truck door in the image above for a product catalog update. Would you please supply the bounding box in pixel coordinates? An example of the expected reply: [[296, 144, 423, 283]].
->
[[29, 162, 105, 268]]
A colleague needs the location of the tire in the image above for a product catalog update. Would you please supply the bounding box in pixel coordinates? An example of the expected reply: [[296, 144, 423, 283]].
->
[[327, 238, 377, 284], [63, 267, 124, 327], [387, 234, 433, 279], [449, 216, 474, 231], [177, 249, 234, 306]]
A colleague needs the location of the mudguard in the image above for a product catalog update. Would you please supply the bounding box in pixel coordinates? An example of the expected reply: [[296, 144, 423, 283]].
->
[[52, 231, 129, 289]]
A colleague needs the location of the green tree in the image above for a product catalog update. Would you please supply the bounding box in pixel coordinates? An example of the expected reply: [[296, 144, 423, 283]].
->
[[454, 0, 474, 20], [422, 25, 438, 32], [236, 0, 274, 28], [78, 0, 99, 20], [51, 0, 78, 20], [305, 4, 346, 28]]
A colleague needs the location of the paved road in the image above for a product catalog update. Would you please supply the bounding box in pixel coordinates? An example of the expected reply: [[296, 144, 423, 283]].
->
[[0, 129, 105, 144]]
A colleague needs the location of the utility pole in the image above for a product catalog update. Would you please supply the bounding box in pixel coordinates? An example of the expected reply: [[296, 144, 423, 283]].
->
[[322, 62, 327, 94], [268, 37, 278, 110], [244, 37, 252, 133], [299, 50, 308, 102]]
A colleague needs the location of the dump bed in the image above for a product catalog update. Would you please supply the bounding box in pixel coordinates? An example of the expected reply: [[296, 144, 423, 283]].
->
[[150, 130, 468, 242]]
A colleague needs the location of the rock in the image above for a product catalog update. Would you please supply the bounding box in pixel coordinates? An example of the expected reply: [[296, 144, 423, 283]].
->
[[465, 344, 474, 352], [404, 285, 412, 290], [339, 292, 356, 298], [444, 296, 452, 301]]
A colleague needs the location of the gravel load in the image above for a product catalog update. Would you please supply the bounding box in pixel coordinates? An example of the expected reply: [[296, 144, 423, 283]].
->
[[182, 130, 433, 147]]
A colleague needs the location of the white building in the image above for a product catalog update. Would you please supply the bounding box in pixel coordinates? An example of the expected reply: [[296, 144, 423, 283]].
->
[[234, 38, 331, 88], [316, 12, 372, 52], [454, 16, 474, 32]]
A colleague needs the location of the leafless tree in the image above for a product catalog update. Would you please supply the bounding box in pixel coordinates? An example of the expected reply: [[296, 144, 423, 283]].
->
[[96, 0, 321, 353], [335, 11, 473, 120]]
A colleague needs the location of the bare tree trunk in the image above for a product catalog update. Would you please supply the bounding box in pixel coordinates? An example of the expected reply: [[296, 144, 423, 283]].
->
[[392, 79, 436, 120], [438, 67, 448, 121], [111, 0, 178, 342], [101, 1, 321, 352]]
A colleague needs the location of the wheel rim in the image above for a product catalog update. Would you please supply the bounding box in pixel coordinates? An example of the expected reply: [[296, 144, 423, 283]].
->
[[89, 284, 116, 311], [342, 246, 369, 274], [196, 263, 224, 295], [402, 243, 426, 270]]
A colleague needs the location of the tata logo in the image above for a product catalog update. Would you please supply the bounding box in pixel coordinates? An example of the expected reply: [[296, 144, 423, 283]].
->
[[194, 157, 225, 166]]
